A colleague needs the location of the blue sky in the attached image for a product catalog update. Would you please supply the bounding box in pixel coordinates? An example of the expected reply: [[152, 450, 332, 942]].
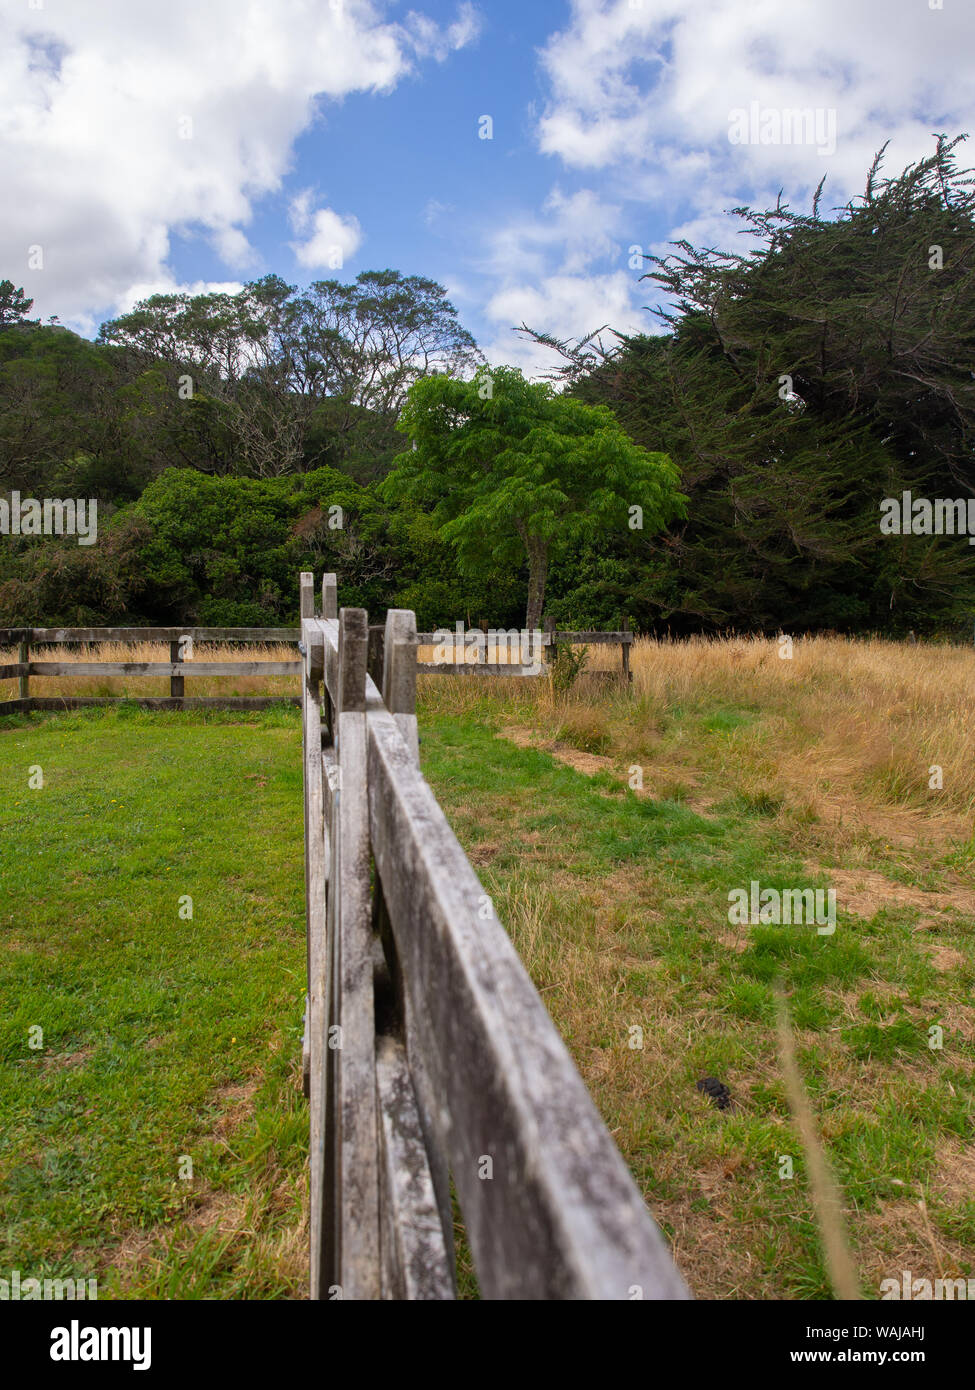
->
[[172, 2, 565, 292], [2, 0, 973, 374]]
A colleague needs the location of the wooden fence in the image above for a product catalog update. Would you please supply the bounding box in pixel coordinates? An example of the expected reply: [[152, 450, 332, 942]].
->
[[416, 616, 633, 681], [0, 616, 634, 716], [300, 571, 686, 1300], [0, 627, 302, 714]]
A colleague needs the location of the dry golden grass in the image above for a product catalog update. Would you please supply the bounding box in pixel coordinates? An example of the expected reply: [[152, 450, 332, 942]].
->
[[416, 631, 975, 844], [426, 632, 975, 830], [627, 633, 975, 815]]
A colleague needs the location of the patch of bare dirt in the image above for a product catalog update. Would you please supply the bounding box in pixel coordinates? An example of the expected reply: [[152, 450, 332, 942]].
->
[[469, 842, 501, 866], [547, 741, 615, 776], [939, 1001, 975, 1044], [932, 1142, 975, 1205], [805, 864, 975, 925], [501, 724, 614, 775], [185, 1187, 250, 1235], [108, 1186, 252, 1284], [3, 935, 57, 956], [717, 931, 748, 953], [923, 944, 968, 972], [43, 1046, 95, 1072], [212, 1078, 259, 1137], [500, 725, 536, 749], [111, 1226, 157, 1274]]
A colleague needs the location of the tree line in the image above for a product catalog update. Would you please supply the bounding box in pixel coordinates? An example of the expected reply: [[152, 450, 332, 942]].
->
[[1, 137, 973, 636]]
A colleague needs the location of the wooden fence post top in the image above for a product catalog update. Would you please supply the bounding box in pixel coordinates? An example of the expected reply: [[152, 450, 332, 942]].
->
[[381, 610, 418, 716], [382, 609, 420, 764], [338, 608, 368, 714], [304, 625, 325, 682], [300, 572, 315, 619], [322, 573, 338, 621]]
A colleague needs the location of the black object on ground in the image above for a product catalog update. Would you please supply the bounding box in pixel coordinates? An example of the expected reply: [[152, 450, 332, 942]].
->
[[696, 1076, 732, 1110]]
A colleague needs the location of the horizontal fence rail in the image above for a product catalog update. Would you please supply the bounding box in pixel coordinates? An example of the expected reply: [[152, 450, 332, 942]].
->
[[414, 619, 633, 681], [0, 627, 301, 643], [0, 626, 301, 714], [301, 572, 686, 1300]]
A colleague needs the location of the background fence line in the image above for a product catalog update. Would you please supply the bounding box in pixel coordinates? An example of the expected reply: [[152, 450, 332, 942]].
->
[[0, 613, 634, 715], [415, 619, 633, 680], [0, 626, 302, 713]]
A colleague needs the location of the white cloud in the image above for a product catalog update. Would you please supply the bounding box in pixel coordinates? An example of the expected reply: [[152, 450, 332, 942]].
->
[[405, 2, 483, 60], [481, 271, 648, 377], [423, 198, 456, 228], [468, 182, 645, 375], [537, 0, 975, 209], [0, 0, 480, 329], [116, 279, 247, 314], [289, 200, 363, 269], [485, 187, 623, 279], [55, 277, 247, 339]]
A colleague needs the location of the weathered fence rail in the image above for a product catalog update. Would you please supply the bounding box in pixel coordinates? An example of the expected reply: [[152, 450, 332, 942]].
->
[[415, 618, 633, 681], [301, 572, 685, 1300], [0, 626, 301, 714]]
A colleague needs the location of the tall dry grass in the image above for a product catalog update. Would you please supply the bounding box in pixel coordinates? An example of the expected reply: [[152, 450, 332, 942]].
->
[[417, 633, 975, 826], [626, 634, 975, 820]]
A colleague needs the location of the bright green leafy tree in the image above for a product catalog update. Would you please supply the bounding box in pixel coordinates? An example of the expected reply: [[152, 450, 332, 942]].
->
[[381, 365, 684, 630]]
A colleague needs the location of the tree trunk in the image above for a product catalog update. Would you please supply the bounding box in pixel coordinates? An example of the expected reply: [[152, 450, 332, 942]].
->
[[525, 542, 548, 633]]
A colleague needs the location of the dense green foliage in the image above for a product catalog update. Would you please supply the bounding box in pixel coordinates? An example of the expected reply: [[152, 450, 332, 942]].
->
[[531, 136, 975, 635], [382, 366, 684, 628], [1, 139, 973, 635]]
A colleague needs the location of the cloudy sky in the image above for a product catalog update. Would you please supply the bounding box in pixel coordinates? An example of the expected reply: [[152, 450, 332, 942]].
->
[[2, 0, 973, 372]]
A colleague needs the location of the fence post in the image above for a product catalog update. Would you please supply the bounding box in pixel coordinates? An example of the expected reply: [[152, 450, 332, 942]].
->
[[301, 570, 316, 621], [18, 631, 29, 706], [382, 609, 419, 763], [322, 572, 338, 620], [322, 606, 380, 1299], [169, 638, 184, 705], [543, 614, 556, 671], [621, 617, 632, 684]]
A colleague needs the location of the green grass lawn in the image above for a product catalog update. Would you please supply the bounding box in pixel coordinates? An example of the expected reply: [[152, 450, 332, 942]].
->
[[0, 705, 308, 1299], [2, 693, 973, 1300]]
